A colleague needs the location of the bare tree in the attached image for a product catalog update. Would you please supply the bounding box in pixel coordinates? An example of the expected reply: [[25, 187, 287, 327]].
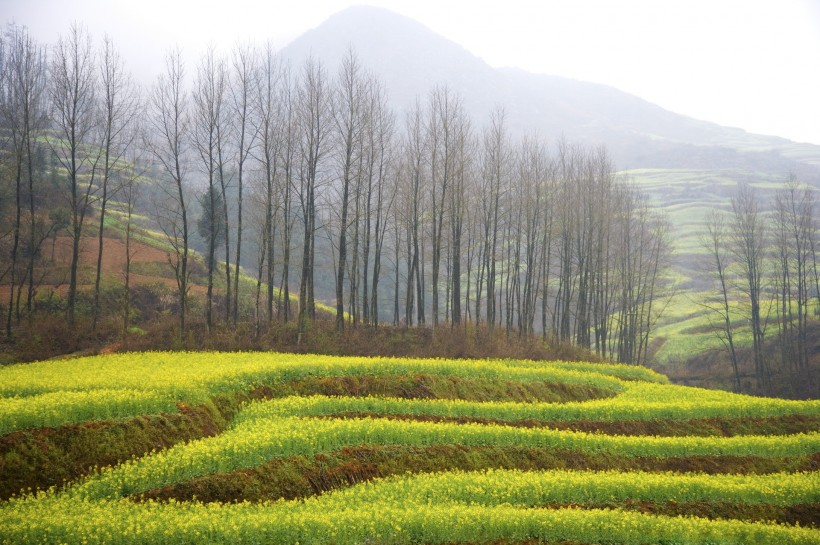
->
[[448, 102, 471, 326], [331, 48, 364, 331], [590, 150, 616, 357], [479, 107, 509, 331], [277, 65, 298, 322], [426, 85, 463, 326], [49, 23, 100, 327], [229, 43, 258, 324], [295, 57, 332, 339], [539, 164, 558, 342], [773, 176, 815, 370], [364, 77, 395, 326], [773, 187, 795, 371], [146, 48, 190, 341], [573, 151, 598, 348], [252, 42, 284, 326], [516, 135, 548, 336], [216, 89, 233, 324], [0, 23, 48, 337], [402, 99, 427, 326], [0, 30, 698, 357], [192, 46, 227, 332], [117, 136, 145, 347], [92, 34, 139, 331], [635, 206, 670, 366], [552, 138, 580, 342], [730, 183, 769, 390]]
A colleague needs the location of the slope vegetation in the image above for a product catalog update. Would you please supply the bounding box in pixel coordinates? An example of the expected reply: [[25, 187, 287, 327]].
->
[[0, 353, 818, 544]]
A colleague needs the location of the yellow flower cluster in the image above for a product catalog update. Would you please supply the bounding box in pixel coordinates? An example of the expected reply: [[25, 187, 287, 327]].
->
[[0, 389, 176, 435], [39, 414, 819, 503], [0, 352, 644, 432], [2, 488, 817, 544], [2, 351, 815, 434], [0, 351, 817, 544], [236, 388, 820, 425]]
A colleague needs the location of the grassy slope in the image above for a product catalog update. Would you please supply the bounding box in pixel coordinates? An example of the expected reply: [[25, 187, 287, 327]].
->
[[625, 167, 819, 393], [0, 352, 817, 544], [624, 166, 798, 257]]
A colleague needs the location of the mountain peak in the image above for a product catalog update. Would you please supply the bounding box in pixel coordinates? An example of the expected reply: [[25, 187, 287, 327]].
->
[[321, 4, 419, 25], [281, 6, 820, 175], [282, 5, 494, 108]]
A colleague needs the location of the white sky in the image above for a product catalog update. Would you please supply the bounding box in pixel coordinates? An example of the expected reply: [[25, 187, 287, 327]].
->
[[4, 0, 820, 145]]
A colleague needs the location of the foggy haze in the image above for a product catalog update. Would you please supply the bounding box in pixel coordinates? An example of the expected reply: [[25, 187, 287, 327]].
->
[[4, 0, 820, 146]]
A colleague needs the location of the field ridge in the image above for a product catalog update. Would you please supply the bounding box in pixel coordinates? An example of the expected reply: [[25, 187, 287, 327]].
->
[[0, 352, 817, 544]]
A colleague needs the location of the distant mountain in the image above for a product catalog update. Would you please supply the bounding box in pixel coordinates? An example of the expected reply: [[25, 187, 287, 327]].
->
[[282, 6, 820, 180]]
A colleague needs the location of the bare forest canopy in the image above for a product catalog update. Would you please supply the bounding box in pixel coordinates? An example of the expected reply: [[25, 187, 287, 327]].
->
[[0, 8, 818, 390]]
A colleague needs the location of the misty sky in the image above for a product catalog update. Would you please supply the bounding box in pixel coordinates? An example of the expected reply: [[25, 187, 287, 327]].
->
[[4, 0, 820, 145]]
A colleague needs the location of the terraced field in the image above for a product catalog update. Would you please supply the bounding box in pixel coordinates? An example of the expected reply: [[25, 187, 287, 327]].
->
[[1, 352, 818, 544]]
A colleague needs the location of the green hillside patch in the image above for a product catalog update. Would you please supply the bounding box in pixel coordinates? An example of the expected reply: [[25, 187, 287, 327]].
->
[[649, 292, 755, 367], [621, 166, 819, 382], [0, 352, 817, 544]]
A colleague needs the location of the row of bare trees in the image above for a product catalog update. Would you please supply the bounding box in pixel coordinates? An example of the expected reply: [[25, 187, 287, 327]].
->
[[0, 23, 140, 338], [0, 23, 48, 337], [703, 180, 818, 391], [389, 95, 670, 364], [0, 23, 671, 363]]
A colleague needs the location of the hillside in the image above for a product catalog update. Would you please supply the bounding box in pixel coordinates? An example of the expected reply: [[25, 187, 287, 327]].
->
[[282, 6, 820, 177], [275, 6, 820, 389], [0, 223, 590, 366], [2, 6, 817, 398], [0, 352, 818, 543]]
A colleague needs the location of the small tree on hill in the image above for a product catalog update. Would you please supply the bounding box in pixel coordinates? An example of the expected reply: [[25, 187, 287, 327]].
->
[[197, 184, 226, 329], [49, 23, 99, 328], [146, 48, 190, 343]]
